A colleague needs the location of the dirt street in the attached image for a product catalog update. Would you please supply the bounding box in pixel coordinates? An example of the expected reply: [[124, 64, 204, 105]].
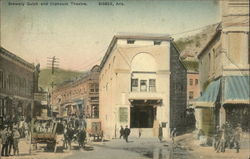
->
[[1, 133, 249, 159]]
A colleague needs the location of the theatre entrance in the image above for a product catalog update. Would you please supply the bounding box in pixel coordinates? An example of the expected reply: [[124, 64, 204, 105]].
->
[[130, 105, 156, 128]]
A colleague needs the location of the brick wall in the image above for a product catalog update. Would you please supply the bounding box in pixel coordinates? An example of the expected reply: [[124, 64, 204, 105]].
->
[[169, 42, 187, 132]]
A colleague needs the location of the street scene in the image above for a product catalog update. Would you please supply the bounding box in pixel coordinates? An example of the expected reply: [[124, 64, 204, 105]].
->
[[0, 0, 249, 159]]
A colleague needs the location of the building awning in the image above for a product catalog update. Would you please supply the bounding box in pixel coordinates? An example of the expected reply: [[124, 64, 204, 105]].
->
[[193, 79, 221, 107], [72, 99, 84, 105], [223, 76, 250, 104]]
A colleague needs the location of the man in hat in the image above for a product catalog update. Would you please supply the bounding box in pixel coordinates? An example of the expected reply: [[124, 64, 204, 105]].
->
[[13, 127, 20, 156], [234, 124, 242, 153], [123, 125, 130, 143], [1, 125, 10, 156]]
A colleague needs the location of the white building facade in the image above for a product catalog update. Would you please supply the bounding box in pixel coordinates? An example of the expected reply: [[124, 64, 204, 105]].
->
[[99, 35, 187, 140]]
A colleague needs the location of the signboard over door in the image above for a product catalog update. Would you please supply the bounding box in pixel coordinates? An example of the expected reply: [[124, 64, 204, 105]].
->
[[119, 107, 128, 122]]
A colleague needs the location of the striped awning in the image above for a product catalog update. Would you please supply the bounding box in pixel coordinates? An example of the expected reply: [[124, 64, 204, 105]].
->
[[223, 76, 250, 104], [193, 79, 221, 107]]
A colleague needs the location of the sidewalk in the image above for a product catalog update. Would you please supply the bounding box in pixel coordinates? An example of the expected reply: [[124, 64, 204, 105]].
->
[[174, 132, 250, 159]]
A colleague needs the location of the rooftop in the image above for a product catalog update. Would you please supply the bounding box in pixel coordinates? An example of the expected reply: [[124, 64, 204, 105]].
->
[[0, 47, 35, 70]]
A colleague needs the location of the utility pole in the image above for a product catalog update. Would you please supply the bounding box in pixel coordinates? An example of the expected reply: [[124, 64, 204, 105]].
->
[[47, 56, 59, 117], [47, 56, 60, 75]]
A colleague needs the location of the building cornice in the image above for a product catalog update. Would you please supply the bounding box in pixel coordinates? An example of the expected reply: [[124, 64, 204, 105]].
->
[[100, 34, 172, 70], [0, 47, 35, 71]]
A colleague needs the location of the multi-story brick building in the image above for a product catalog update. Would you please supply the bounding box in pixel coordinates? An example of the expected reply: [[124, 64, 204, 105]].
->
[[99, 34, 187, 139], [182, 60, 200, 104], [52, 65, 100, 128], [0, 47, 39, 123]]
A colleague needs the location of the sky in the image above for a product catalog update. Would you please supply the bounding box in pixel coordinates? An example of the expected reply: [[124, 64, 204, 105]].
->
[[1, 0, 220, 71]]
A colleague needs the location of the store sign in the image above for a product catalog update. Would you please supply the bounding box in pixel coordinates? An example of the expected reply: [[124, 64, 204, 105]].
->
[[34, 93, 47, 102], [119, 107, 128, 122]]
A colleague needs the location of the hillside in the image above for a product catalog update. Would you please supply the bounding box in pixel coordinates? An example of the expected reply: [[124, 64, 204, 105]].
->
[[175, 23, 218, 59], [38, 68, 83, 90]]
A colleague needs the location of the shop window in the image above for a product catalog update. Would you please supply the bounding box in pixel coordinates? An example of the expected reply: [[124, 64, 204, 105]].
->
[[149, 79, 156, 92], [189, 91, 194, 99], [127, 40, 135, 44], [131, 79, 138, 92], [154, 41, 161, 45], [140, 80, 147, 92]]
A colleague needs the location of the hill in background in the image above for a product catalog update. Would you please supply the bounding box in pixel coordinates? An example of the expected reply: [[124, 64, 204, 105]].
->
[[175, 23, 218, 71], [39, 68, 83, 90], [175, 23, 218, 59]]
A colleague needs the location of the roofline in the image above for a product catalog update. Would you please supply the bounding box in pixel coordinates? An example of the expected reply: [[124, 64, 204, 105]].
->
[[100, 34, 173, 70], [0, 47, 35, 70], [197, 23, 222, 59], [171, 40, 188, 71]]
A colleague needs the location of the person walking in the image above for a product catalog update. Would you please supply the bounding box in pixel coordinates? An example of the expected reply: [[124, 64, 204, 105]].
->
[[158, 124, 163, 142], [170, 128, 177, 144], [119, 126, 124, 139], [138, 128, 142, 138], [123, 125, 130, 143], [13, 127, 20, 156], [77, 128, 86, 149], [8, 126, 14, 156], [234, 124, 242, 153], [213, 125, 220, 151], [1, 125, 10, 156], [217, 125, 226, 153]]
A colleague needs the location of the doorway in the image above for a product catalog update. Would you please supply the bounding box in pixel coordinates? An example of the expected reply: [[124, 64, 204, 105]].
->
[[130, 105, 156, 128]]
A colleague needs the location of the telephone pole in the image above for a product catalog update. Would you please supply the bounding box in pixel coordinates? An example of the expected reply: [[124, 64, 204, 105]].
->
[[47, 56, 59, 117], [47, 56, 60, 74]]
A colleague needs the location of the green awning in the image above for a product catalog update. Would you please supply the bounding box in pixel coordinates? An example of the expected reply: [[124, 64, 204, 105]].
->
[[193, 79, 221, 107], [223, 76, 250, 104]]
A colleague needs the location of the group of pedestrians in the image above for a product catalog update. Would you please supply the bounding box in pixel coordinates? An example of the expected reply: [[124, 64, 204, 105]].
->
[[213, 123, 242, 153], [62, 120, 87, 150], [1, 125, 21, 157], [119, 125, 130, 142]]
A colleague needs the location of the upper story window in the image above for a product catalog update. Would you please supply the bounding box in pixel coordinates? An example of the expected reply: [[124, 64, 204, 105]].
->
[[131, 78, 156, 92], [149, 79, 156, 92], [131, 79, 138, 92], [90, 83, 99, 92], [0, 71, 3, 89], [195, 79, 198, 85], [154, 41, 161, 45], [140, 80, 147, 92], [127, 40, 135, 44], [189, 79, 193, 86], [189, 91, 194, 99]]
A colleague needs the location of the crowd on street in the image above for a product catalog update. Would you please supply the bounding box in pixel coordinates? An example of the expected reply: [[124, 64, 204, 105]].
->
[[197, 122, 243, 153]]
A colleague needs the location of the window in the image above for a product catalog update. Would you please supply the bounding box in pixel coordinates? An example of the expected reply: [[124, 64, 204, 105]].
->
[[90, 83, 99, 92], [140, 80, 147, 92], [91, 104, 99, 118], [131, 79, 138, 92], [149, 79, 156, 92], [195, 79, 198, 85], [0, 71, 3, 88], [189, 91, 194, 99], [90, 97, 99, 101], [154, 41, 161, 45], [127, 40, 135, 44], [189, 79, 193, 86]]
